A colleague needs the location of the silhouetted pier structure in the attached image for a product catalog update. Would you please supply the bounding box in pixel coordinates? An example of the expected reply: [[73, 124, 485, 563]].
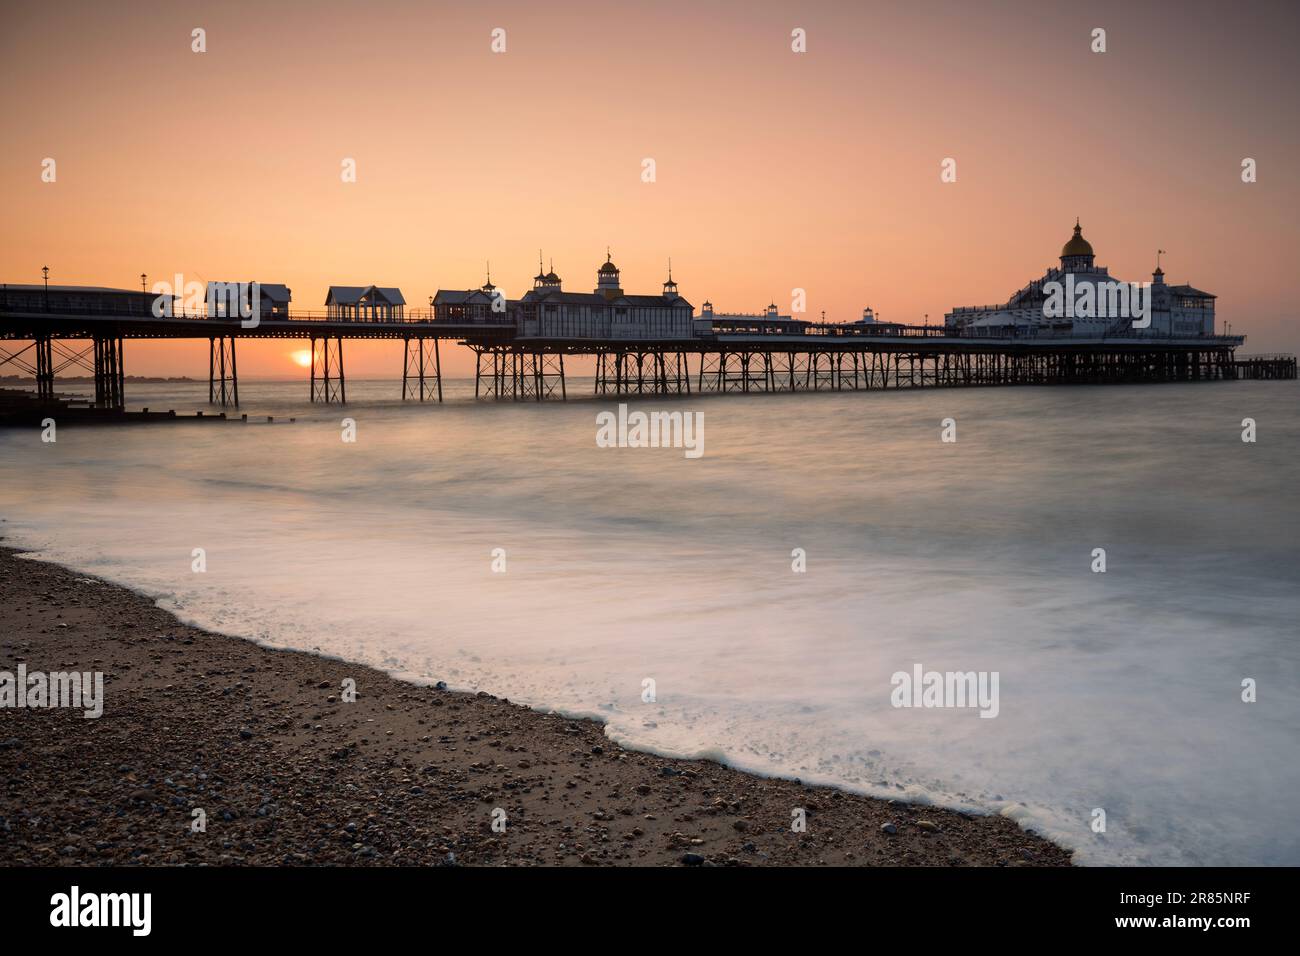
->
[[1, 300, 1293, 413]]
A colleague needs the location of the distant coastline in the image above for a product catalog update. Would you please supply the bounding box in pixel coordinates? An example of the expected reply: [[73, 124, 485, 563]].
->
[[0, 374, 196, 384]]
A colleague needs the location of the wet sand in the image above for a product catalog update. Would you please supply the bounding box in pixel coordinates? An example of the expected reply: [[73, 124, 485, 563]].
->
[[0, 545, 1072, 867]]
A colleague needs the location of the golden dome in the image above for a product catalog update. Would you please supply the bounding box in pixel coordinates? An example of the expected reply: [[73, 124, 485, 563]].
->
[[1061, 220, 1094, 258]]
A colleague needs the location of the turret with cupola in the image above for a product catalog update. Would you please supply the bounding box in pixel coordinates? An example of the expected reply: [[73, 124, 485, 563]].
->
[[596, 251, 623, 300], [1152, 249, 1166, 286], [533, 252, 562, 292], [1060, 219, 1096, 273], [662, 260, 679, 301]]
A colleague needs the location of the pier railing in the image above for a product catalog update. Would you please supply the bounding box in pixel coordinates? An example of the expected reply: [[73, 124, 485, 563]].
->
[[733, 323, 1246, 345], [0, 301, 500, 325]]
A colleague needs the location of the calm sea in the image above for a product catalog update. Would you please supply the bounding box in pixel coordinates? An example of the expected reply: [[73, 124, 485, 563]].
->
[[2, 376, 1297, 865]]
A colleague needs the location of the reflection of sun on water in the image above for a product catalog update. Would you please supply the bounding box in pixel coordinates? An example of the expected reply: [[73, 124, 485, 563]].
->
[[290, 350, 312, 368]]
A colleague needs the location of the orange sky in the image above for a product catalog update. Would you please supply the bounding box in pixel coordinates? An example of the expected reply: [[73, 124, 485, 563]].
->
[[3, 0, 1298, 378]]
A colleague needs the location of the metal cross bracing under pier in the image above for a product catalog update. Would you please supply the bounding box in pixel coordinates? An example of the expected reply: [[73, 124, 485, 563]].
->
[[531, 352, 567, 401], [402, 336, 443, 402], [311, 336, 346, 404], [1, 338, 53, 401], [472, 346, 517, 400], [695, 348, 879, 396], [699, 348, 895, 393], [471, 346, 567, 401], [682, 344, 1258, 394], [594, 349, 691, 396], [0, 336, 112, 404], [208, 336, 239, 407]]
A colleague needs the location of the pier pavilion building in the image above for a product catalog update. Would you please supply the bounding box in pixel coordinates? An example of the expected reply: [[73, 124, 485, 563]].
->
[[514, 254, 694, 340], [945, 222, 1216, 336], [0, 284, 163, 314]]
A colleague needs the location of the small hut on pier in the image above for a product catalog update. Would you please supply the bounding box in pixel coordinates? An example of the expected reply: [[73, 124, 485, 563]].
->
[[205, 282, 292, 319], [325, 285, 405, 322]]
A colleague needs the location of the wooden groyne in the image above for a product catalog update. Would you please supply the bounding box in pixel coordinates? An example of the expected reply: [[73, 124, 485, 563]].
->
[[0, 387, 229, 427]]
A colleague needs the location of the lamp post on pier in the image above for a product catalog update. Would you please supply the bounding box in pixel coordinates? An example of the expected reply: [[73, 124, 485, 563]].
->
[[42, 265, 49, 311]]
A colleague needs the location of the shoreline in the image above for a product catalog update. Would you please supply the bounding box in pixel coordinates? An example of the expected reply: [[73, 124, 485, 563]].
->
[[0, 545, 1072, 866]]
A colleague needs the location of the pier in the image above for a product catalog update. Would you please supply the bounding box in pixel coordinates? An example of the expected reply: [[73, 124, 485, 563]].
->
[[1, 298, 1294, 414]]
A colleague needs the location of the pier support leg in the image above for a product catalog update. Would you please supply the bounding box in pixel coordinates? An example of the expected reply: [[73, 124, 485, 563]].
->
[[434, 339, 443, 402], [92, 334, 125, 411], [35, 336, 54, 401], [311, 336, 346, 403], [525, 351, 567, 401], [699, 351, 728, 393], [208, 336, 239, 407], [403, 336, 442, 402]]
